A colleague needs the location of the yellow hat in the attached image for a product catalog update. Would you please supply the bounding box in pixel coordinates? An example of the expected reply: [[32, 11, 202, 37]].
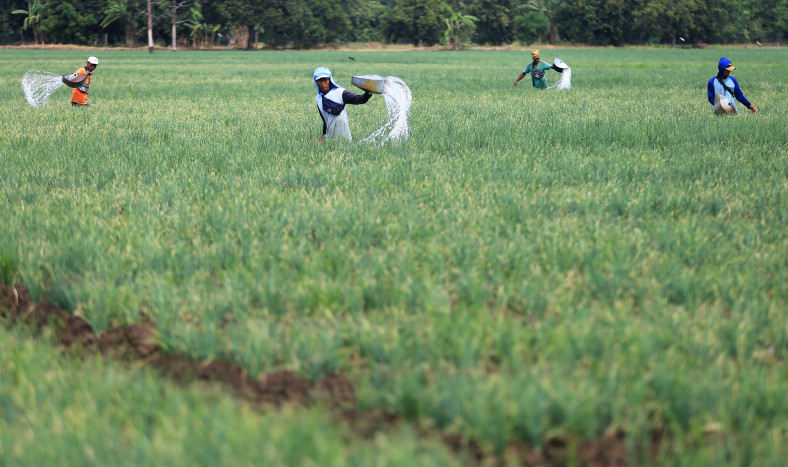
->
[[531, 50, 540, 57]]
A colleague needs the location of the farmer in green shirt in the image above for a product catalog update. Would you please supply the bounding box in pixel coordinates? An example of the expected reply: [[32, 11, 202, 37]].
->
[[513, 50, 563, 89]]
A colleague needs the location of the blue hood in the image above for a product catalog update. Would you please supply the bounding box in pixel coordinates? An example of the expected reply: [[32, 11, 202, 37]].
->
[[314, 67, 340, 96], [717, 57, 734, 76]]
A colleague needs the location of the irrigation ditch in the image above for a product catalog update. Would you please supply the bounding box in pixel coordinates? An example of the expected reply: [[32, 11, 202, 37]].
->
[[1, 282, 667, 465]]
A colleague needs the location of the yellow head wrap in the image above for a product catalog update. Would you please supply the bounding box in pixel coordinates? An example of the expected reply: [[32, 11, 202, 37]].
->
[[531, 50, 540, 58]]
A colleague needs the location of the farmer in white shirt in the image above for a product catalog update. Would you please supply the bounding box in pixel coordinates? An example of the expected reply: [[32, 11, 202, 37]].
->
[[314, 67, 372, 142]]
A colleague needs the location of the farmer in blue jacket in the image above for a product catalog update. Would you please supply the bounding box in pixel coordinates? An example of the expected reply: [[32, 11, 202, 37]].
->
[[707, 57, 757, 114]]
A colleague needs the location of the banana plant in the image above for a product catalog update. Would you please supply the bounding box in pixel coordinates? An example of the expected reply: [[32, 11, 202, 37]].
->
[[442, 10, 478, 50], [184, 6, 205, 47], [525, 0, 564, 44], [101, 0, 139, 47], [11, 0, 48, 44]]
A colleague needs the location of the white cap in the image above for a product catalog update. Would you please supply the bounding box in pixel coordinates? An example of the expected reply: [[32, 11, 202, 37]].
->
[[87, 56, 99, 65]]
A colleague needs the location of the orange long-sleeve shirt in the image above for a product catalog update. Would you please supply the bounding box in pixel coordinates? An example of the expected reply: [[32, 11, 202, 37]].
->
[[71, 67, 92, 105]]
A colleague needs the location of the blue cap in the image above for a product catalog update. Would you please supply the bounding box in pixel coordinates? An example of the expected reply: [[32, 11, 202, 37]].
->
[[313, 66, 339, 95], [313, 66, 331, 80]]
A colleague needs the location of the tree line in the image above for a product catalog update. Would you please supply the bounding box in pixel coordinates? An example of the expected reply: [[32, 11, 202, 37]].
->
[[2, 0, 786, 49]]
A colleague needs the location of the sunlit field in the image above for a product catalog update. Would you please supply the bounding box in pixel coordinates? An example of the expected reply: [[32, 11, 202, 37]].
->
[[1, 47, 787, 465]]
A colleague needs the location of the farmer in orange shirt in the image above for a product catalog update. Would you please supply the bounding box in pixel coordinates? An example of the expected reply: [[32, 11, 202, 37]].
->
[[71, 56, 98, 106]]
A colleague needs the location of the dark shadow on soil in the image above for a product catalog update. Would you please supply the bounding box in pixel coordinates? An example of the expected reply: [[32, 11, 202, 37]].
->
[[1, 283, 665, 465]]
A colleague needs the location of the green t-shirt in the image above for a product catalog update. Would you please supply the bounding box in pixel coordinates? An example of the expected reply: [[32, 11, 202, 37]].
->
[[524, 61, 552, 89]]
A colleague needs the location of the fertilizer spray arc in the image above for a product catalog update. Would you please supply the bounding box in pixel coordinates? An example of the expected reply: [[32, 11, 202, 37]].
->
[[21, 70, 89, 108], [546, 58, 571, 90], [21, 70, 65, 108], [351, 74, 412, 145]]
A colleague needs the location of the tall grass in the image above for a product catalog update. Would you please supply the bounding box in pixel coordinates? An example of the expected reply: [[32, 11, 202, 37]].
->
[[1, 48, 786, 463]]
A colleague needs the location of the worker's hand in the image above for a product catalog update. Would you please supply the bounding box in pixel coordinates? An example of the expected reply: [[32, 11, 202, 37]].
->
[[512, 81, 518, 88], [318, 135, 325, 143], [748, 105, 757, 114]]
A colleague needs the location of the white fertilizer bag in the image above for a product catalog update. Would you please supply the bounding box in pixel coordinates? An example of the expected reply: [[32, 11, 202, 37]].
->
[[547, 58, 571, 90], [713, 93, 736, 115]]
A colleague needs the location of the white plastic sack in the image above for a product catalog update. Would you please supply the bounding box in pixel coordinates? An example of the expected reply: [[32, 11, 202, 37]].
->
[[713, 93, 736, 115], [547, 58, 571, 90]]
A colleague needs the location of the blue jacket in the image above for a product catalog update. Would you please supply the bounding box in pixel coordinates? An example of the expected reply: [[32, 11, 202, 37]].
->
[[707, 76, 751, 110], [707, 57, 751, 112]]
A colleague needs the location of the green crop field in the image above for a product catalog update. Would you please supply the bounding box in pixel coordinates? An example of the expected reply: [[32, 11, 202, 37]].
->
[[1, 47, 786, 465]]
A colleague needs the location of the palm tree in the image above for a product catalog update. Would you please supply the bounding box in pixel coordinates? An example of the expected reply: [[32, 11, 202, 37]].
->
[[101, 0, 138, 47], [12, 0, 48, 44]]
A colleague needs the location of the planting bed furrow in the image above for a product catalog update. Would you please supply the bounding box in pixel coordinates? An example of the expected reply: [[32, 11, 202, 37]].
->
[[2, 282, 671, 465]]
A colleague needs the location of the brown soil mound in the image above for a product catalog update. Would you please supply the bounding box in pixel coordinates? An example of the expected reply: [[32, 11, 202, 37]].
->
[[0, 283, 354, 407], [1, 282, 666, 464], [501, 427, 665, 466]]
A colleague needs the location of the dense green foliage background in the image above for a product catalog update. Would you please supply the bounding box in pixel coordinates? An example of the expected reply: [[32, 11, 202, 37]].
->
[[1, 48, 787, 464], [2, 0, 787, 48]]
